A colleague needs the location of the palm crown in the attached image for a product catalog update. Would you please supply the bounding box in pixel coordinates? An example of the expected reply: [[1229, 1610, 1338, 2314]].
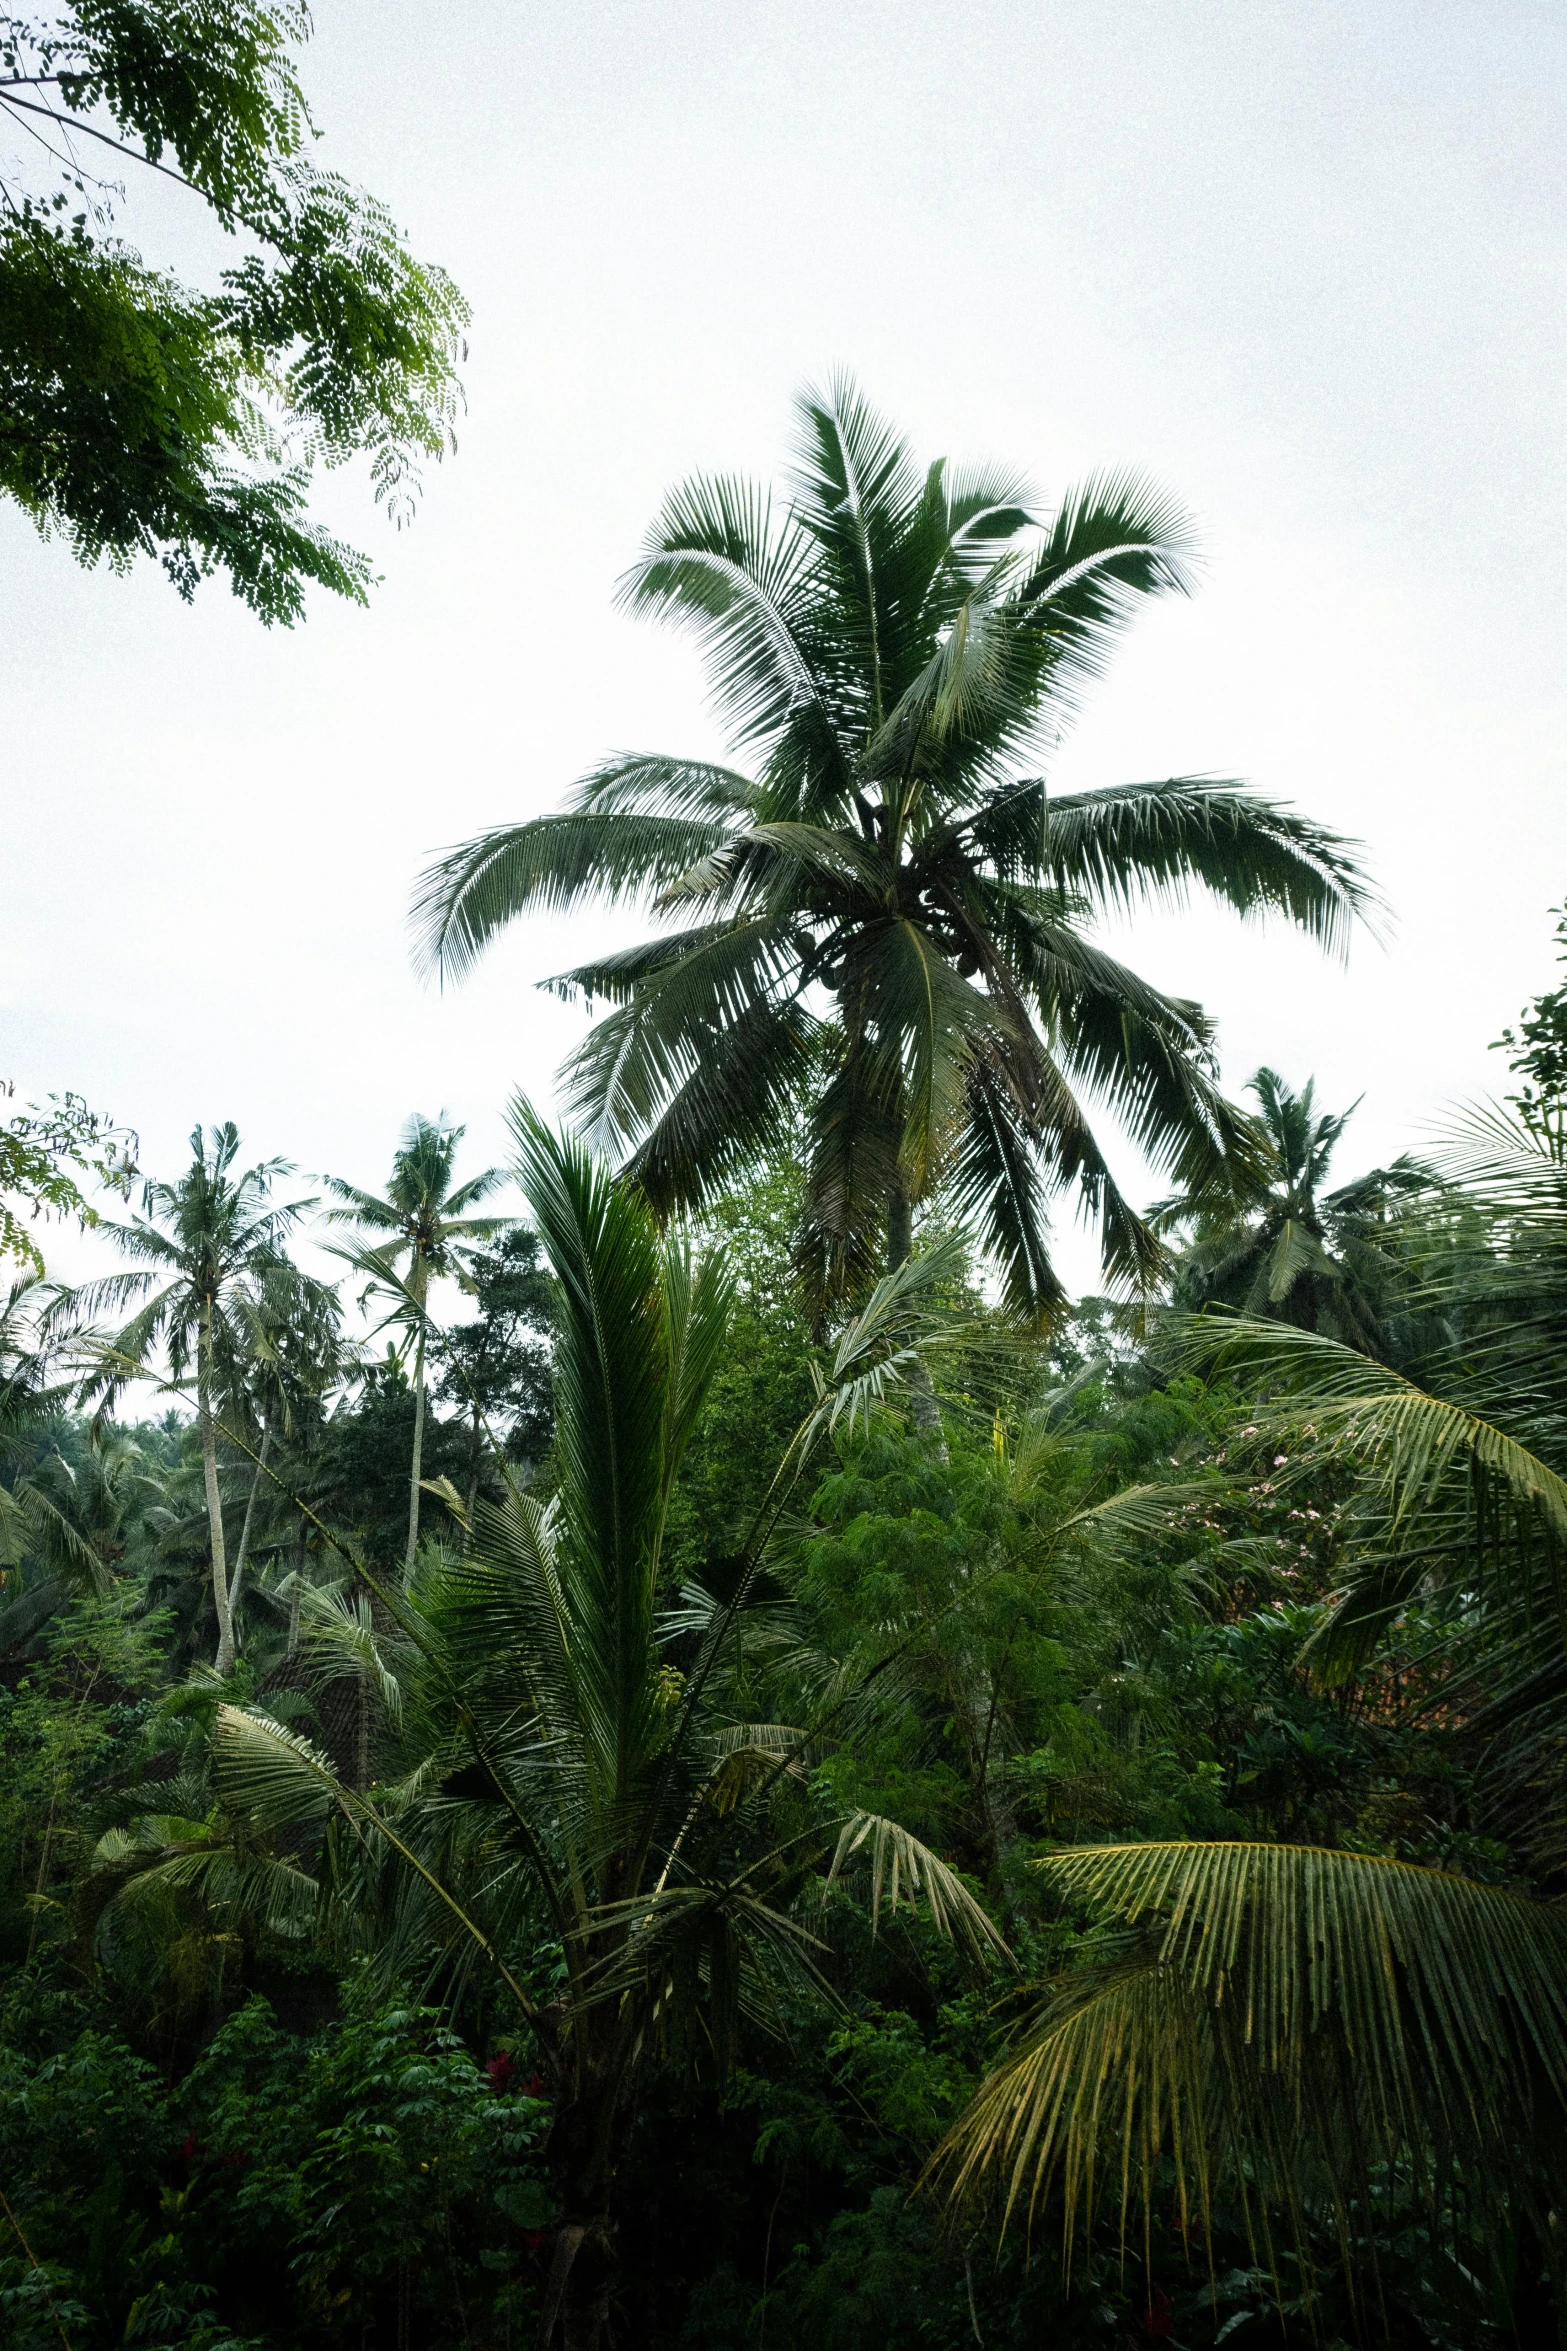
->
[[1155, 1066, 1415, 1346], [323, 1112, 506, 1305], [416, 379, 1375, 1319], [324, 1112, 507, 1577]]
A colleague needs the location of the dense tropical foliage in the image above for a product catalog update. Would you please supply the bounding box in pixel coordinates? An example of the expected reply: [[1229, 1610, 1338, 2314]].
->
[[6, 384, 1567, 2349]]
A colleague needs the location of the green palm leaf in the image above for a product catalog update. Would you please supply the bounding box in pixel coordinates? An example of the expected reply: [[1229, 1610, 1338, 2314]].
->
[[828, 1811, 1012, 1967], [933, 1840, 1567, 2265], [413, 812, 732, 982]]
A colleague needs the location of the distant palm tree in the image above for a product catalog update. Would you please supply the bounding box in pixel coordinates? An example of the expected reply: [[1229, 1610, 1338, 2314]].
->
[[0, 1278, 166, 1625], [324, 1115, 506, 1579], [415, 378, 1374, 1324], [85, 1125, 311, 1673], [219, 1259, 345, 1628], [1154, 1066, 1423, 1349]]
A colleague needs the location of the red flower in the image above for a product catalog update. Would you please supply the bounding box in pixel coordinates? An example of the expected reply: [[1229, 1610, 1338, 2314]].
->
[[177, 2133, 198, 2163], [486, 2050, 516, 2091], [523, 2230, 548, 2253], [1138, 2289, 1174, 2340], [522, 2071, 548, 2101]]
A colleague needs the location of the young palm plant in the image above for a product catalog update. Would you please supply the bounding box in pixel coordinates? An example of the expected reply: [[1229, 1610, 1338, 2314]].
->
[[324, 1113, 507, 1580], [80, 1125, 312, 1673], [414, 378, 1375, 1322], [213, 1107, 1004, 2350]]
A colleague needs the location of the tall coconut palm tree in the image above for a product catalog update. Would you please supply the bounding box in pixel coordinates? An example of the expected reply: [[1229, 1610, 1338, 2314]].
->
[[83, 1125, 311, 1673], [414, 378, 1375, 1324], [215, 1107, 1004, 2350], [323, 1114, 507, 1580]]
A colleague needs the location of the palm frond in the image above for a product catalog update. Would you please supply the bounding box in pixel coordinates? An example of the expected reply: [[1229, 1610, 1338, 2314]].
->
[[933, 1841, 1567, 2264], [618, 469, 839, 767], [828, 1810, 1011, 1967], [412, 813, 732, 982], [1039, 776, 1379, 955], [569, 752, 760, 822], [1013, 471, 1196, 710], [801, 1230, 972, 1447], [212, 1703, 343, 1831]]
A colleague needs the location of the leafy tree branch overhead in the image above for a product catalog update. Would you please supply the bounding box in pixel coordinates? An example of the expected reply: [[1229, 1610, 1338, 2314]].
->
[[0, 1, 467, 620], [415, 378, 1380, 1323]]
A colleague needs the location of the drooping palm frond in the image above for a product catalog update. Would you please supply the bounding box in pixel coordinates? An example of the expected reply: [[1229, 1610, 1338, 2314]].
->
[[86, 1814, 320, 1943], [827, 1811, 1013, 1967], [551, 916, 807, 1160], [932, 1840, 1567, 2272], [1165, 1312, 1567, 1670], [413, 813, 736, 983], [1037, 776, 1380, 954], [298, 1584, 407, 1725]]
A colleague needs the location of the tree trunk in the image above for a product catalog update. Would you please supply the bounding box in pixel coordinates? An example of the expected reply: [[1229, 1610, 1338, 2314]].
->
[[227, 1421, 271, 1626], [466, 1398, 482, 1523], [404, 1327, 427, 1586], [539, 2217, 614, 2351], [356, 1661, 374, 1789], [887, 1181, 947, 1456], [286, 1543, 304, 1656], [887, 1188, 1012, 1890], [199, 1309, 236, 1674], [537, 2020, 628, 2351]]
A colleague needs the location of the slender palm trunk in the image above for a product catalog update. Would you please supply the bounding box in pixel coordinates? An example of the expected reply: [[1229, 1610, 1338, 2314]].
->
[[887, 1187, 1018, 1889], [405, 1326, 427, 1586], [199, 1306, 235, 1674], [466, 1398, 482, 1522], [888, 1181, 947, 1453], [228, 1420, 271, 1624], [286, 1542, 304, 1656]]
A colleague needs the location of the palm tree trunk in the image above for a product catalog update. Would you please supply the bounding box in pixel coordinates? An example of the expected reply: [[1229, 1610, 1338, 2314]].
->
[[199, 1307, 235, 1674], [227, 1420, 271, 1625], [887, 1183, 914, 1271], [404, 1327, 427, 1586], [539, 2058, 622, 2351], [466, 1397, 482, 1522], [286, 1542, 304, 1656], [888, 1188, 1013, 1890], [887, 1181, 947, 1455]]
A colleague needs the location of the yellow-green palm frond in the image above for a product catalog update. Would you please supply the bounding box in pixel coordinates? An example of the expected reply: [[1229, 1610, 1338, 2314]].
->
[[931, 1840, 1567, 2276], [827, 1811, 1012, 1969]]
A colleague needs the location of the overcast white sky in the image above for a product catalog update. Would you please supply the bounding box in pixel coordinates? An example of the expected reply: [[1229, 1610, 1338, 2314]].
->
[[5, 0, 1565, 1298]]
